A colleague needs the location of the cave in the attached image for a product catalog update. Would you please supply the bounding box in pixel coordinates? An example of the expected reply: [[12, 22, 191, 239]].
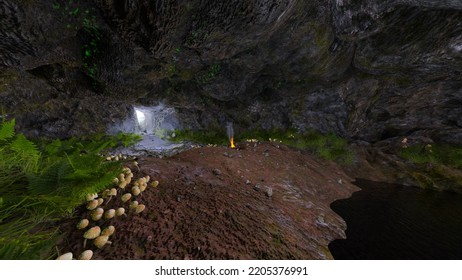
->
[[1, 0, 462, 268]]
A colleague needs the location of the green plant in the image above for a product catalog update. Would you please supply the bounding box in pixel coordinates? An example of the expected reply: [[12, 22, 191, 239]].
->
[[300, 132, 354, 164], [241, 129, 354, 164], [274, 80, 284, 90], [169, 128, 354, 164], [195, 64, 221, 85], [0, 119, 40, 194], [0, 118, 140, 259], [81, 17, 102, 79], [165, 63, 177, 77], [52, 1, 102, 79], [0, 119, 56, 259], [400, 144, 462, 169]]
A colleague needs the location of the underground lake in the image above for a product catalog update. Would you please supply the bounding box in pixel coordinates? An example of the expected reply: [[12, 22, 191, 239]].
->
[[329, 179, 462, 260]]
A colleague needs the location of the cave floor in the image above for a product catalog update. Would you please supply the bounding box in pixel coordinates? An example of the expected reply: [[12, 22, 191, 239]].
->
[[57, 142, 358, 259]]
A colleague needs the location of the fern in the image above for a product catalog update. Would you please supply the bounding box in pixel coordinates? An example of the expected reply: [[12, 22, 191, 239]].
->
[[63, 155, 120, 206], [10, 134, 40, 173], [0, 119, 15, 142], [0, 225, 59, 260], [28, 154, 119, 210], [10, 134, 40, 158], [28, 160, 74, 197], [0, 139, 38, 194], [29, 156, 119, 210], [0, 119, 141, 259], [0, 196, 60, 260]]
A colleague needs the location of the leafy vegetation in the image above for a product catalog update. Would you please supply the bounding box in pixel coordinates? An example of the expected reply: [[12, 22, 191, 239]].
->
[[52, 1, 102, 81], [0, 118, 140, 259], [196, 64, 221, 85], [169, 128, 354, 164], [400, 143, 462, 169]]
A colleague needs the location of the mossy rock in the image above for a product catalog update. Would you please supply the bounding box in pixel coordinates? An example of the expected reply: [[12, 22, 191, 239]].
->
[[0, 70, 20, 92], [410, 171, 436, 190], [428, 164, 462, 193], [410, 163, 462, 193], [178, 69, 195, 81]]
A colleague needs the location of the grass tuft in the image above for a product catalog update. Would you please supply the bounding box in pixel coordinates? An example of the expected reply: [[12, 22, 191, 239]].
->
[[400, 144, 462, 169]]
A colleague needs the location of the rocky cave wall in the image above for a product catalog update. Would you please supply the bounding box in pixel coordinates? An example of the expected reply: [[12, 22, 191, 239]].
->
[[0, 0, 461, 145]]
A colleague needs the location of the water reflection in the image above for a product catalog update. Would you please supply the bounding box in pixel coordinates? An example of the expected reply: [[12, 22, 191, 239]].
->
[[329, 178, 462, 259]]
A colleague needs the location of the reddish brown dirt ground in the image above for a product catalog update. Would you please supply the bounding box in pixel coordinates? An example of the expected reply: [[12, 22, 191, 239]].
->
[[59, 142, 359, 259]]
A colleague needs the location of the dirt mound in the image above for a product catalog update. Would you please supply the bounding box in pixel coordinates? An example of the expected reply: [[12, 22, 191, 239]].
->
[[58, 142, 358, 259]]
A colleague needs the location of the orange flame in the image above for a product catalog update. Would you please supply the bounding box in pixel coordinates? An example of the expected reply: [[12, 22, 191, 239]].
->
[[230, 137, 236, 149]]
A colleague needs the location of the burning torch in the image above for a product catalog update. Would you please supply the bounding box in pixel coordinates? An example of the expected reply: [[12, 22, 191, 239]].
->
[[226, 122, 236, 149]]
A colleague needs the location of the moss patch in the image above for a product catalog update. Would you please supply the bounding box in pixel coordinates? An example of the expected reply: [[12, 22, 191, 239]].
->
[[0, 70, 19, 92], [400, 144, 462, 169], [400, 143, 462, 192]]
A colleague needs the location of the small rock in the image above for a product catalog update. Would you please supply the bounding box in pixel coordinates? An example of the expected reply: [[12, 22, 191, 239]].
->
[[338, 179, 343, 184], [254, 184, 261, 191], [316, 215, 329, 227], [245, 180, 251, 185], [177, 196, 182, 202], [264, 152, 270, 157], [212, 169, 222, 176], [223, 152, 229, 157], [265, 187, 273, 198]]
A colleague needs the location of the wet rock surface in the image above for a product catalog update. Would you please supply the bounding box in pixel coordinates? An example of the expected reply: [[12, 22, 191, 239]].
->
[[0, 0, 461, 146], [58, 142, 358, 259]]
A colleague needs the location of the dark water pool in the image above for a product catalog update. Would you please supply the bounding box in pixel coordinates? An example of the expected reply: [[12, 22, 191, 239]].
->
[[329, 178, 462, 260]]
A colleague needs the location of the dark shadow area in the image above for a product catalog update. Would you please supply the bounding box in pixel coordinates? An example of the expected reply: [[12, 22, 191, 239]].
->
[[329, 178, 462, 259]]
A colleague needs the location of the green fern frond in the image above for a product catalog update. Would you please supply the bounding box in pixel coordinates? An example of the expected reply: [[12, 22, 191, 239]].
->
[[11, 134, 40, 157], [28, 160, 73, 197], [68, 164, 119, 205], [0, 227, 59, 260], [0, 148, 33, 194], [63, 156, 120, 205], [42, 139, 62, 156], [28, 153, 120, 209], [10, 134, 40, 172], [0, 119, 15, 142], [0, 126, 138, 259]]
